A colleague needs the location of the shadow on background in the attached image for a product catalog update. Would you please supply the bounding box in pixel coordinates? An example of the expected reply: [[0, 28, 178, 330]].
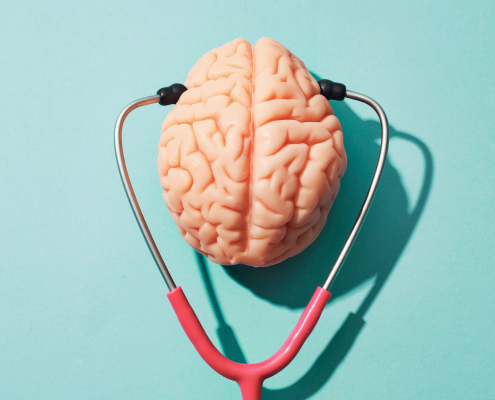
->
[[195, 73, 434, 398]]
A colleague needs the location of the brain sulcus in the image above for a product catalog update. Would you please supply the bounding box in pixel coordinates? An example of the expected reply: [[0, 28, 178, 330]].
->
[[157, 38, 346, 267]]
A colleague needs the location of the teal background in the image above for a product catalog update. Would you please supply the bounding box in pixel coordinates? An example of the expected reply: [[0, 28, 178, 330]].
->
[[1, 0, 494, 399]]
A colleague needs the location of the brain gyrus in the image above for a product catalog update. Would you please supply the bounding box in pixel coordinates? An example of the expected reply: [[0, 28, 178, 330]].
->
[[157, 38, 347, 267]]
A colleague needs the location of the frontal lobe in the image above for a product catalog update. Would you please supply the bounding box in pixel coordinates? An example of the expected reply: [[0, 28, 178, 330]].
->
[[157, 38, 346, 267]]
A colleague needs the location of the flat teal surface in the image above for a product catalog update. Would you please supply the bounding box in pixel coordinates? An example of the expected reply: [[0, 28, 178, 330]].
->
[[1, 1, 495, 399]]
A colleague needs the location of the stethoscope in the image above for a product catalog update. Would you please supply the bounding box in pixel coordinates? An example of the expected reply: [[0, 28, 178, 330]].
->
[[114, 78, 388, 400]]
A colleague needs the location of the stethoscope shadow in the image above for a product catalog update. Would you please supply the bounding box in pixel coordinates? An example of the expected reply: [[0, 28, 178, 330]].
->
[[195, 93, 434, 399]]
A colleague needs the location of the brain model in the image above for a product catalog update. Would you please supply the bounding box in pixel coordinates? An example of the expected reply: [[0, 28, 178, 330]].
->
[[157, 38, 346, 267]]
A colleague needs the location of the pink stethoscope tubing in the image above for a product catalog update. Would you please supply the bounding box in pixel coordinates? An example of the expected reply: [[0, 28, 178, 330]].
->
[[114, 86, 388, 400], [168, 286, 330, 399]]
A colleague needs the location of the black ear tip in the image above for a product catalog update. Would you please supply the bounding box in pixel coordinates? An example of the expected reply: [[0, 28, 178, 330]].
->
[[318, 79, 346, 101], [157, 83, 188, 106]]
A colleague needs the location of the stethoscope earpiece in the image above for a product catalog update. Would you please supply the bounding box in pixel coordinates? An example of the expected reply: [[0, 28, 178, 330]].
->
[[156, 83, 187, 106], [318, 79, 347, 101]]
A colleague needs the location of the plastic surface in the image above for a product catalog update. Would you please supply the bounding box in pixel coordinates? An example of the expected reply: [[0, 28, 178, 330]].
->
[[157, 38, 347, 267], [167, 286, 331, 400]]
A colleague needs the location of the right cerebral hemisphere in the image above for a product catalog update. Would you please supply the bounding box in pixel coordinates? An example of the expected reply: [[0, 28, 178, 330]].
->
[[157, 38, 347, 267]]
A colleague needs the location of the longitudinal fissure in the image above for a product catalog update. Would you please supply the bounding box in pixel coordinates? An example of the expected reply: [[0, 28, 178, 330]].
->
[[244, 42, 255, 255]]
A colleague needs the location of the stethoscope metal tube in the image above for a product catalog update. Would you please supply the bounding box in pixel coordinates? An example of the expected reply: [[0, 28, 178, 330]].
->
[[114, 83, 389, 400], [114, 94, 176, 291], [323, 90, 389, 290]]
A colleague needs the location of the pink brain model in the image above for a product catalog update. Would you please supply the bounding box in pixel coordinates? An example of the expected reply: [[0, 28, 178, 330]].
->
[[157, 38, 347, 267]]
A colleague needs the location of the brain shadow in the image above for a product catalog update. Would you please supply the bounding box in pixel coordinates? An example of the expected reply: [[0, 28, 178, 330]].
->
[[194, 75, 434, 399]]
